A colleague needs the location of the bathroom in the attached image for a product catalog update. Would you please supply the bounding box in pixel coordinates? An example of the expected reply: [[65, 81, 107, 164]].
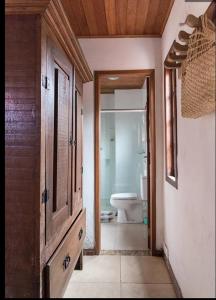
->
[[100, 77, 149, 252]]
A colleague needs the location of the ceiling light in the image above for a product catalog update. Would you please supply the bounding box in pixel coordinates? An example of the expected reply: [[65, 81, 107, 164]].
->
[[108, 76, 119, 80]]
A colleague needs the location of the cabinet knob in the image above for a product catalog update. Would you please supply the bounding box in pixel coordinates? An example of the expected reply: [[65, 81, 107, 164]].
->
[[63, 255, 71, 270]]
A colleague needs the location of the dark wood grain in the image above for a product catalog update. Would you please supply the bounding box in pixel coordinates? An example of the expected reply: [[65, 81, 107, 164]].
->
[[45, 35, 73, 243], [46, 209, 86, 298], [5, 0, 50, 14], [5, 15, 41, 298]]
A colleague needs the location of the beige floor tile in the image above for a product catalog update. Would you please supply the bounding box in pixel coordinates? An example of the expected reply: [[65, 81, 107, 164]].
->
[[101, 223, 117, 250], [63, 282, 121, 298], [101, 221, 148, 251], [70, 255, 120, 283], [121, 256, 172, 283], [114, 225, 148, 250], [120, 283, 176, 298]]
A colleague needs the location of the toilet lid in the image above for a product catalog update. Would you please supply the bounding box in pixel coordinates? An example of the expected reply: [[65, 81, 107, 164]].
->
[[111, 193, 137, 200]]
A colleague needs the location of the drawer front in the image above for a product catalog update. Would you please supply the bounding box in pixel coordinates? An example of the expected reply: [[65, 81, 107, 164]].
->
[[45, 209, 86, 298]]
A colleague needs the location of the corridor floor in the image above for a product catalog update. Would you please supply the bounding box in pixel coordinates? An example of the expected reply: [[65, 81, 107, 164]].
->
[[101, 217, 148, 251], [63, 255, 176, 298]]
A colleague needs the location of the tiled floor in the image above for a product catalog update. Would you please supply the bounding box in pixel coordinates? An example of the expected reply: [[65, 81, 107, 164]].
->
[[101, 217, 148, 250], [63, 255, 176, 298]]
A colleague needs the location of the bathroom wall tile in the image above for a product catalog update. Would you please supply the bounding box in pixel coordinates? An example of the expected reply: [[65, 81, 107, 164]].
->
[[121, 256, 172, 283], [63, 283, 121, 298], [70, 255, 121, 283], [120, 283, 176, 298]]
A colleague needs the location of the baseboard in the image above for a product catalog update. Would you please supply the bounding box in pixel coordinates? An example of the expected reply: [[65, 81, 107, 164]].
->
[[163, 253, 183, 298], [152, 248, 164, 257], [83, 248, 96, 255]]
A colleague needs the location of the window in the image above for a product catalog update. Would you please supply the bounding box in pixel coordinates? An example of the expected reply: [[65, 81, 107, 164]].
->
[[164, 67, 178, 188]]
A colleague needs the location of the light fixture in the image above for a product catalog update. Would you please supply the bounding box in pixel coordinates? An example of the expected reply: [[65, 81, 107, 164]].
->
[[107, 76, 119, 80]]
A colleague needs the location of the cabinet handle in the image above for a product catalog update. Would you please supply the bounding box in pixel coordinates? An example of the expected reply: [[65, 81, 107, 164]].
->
[[63, 255, 71, 270], [78, 228, 83, 240]]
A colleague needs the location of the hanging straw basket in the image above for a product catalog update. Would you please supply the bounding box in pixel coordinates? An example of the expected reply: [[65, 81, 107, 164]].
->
[[181, 14, 216, 118]]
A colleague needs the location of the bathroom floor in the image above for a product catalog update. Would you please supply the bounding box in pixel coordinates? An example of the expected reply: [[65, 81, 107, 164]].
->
[[101, 216, 148, 251], [63, 255, 176, 298]]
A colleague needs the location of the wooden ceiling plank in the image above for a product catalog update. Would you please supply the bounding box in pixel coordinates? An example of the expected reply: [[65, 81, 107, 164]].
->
[[143, 0, 161, 35], [135, 0, 150, 35], [160, 0, 174, 35], [81, 0, 99, 35], [116, 0, 128, 35], [154, 0, 174, 35], [104, 0, 117, 35], [126, 0, 138, 35], [61, 0, 90, 36], [100, 72, 146, 92], [94, 0, 108, 36], [7, 0, 175, 37]]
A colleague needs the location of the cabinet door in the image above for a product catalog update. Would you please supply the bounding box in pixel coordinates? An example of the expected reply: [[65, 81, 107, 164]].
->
[[72, 88, 83, 216], [45, 38, 73, 244]]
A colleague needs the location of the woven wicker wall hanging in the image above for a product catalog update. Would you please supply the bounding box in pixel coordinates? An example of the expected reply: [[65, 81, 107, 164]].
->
[[181, 14, 216, 118]]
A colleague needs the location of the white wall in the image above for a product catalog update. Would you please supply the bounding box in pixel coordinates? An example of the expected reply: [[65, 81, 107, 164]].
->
[[162, 1, 215, 298], [80, 38, 164, 249]]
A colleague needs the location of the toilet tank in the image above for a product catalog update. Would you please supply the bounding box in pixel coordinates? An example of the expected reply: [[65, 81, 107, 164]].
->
[[140, 175, 147, 200]]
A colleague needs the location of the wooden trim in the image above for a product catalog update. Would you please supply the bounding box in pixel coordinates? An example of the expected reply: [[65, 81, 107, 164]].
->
[[163, 253, 183, 298], [94, 69, 157, 255], [164, 67, 178, 189], [77, 34, 162, 39], [160, 0, 175, 36], [5, 0, 51, 14], [5, 0, 93, 83], [83, 248, 97, 256], [43, 0, 93, 83], [148, 70, 157, 254], [94, 71, 101, 255]]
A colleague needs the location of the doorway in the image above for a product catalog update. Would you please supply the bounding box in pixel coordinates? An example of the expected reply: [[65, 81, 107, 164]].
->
[[94, 70, 156, 255]]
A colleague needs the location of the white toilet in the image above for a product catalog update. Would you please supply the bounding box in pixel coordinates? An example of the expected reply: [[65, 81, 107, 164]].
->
[[110, 176, 147, 223]]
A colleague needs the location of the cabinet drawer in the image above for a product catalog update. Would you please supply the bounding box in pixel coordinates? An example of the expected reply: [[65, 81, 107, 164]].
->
[[45, 209, 86, 298]]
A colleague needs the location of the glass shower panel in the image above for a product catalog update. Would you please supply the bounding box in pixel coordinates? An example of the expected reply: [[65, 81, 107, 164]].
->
[[100, 111, 147, 211]]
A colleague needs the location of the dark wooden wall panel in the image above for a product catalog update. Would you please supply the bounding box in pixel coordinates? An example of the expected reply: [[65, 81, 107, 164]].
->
[[5, 15, 41, 298]]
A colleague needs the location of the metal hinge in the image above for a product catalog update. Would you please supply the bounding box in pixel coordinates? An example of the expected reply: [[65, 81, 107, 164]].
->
[[42, 75, 50, 90], [81, 166, 83, 174], [69, 136, 73, 146], [42, 188, 48, 203], [81, 109, 83, 115]]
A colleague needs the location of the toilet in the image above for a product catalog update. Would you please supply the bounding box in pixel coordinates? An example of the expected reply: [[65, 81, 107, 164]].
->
[[110, 193, 143, 223], [110, 176, 147, 223]]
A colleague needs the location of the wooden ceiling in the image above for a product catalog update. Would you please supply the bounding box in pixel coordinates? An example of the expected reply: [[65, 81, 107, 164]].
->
[[99, 71, 146, 94], [61, 0, 174, 38]]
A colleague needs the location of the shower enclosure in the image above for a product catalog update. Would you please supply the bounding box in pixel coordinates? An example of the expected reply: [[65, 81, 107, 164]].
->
[[100, 110, 147, 212]]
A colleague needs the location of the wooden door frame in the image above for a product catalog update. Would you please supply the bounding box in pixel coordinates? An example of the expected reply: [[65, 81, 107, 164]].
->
[[94, 69, 157, 255]]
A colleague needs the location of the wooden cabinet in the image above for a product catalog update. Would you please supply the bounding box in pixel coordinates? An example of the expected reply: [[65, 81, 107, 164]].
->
[[45, 36, 73, 244], [46, 209, 86, 298], [5, 1, 93, 298], [73, 85, 84, 217]]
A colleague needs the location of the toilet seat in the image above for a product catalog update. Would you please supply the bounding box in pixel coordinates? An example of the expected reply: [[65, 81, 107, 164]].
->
[[111, 193, 137, 200]]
